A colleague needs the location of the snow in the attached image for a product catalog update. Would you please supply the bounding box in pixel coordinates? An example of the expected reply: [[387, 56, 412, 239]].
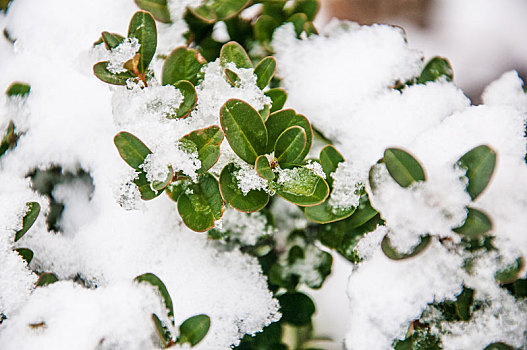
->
[[106, 38, 141, 74]]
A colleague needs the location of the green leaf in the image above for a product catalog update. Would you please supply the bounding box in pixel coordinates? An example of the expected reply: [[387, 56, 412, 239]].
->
[[455, 287, 474, 321], [265, 88, 287, 113], [188, 4, 217, 23], [384, 148, 426, 188], [254, 57, 276, 90], [172, 80, 197, 118], [286, 13, 308, 37], [255, 155, 275, 180], [135, 0, 171, 23], [265, 109, 312, 161], [319, 145, 344, 188], [495, 257, 524, 284], [134, 171, 163, 200], [453, 207, 492, 238], [0, 121, 18, 158], [220, 41, 253, 69], [6, 82, 30, 97], [381, 234, 431, 260], [224, 68, 240, 86], [254, 15, 279, 44], [177, 173, 224, 232], [180, 125, 224, 173], [259, 105, 270, 121], [14, 202, 40, 242], [212, 0, 250, 20], [304, 200, 355, 224], [165, 181, 187, 202], [278, 292, 315, 326], [178, 314, 211, 346], [220, 99, 268, 164], [484, 343, 514, 350], [303, 21, 318, 36], [344, 194, 378, 228], [457, 145, 496, 200], [135, 272, 174, 325], [14, 248, 33, 264], [418, 56, 453, 84], [269, 167, 329, 206], [219, 163, 269, 212], [288, 0, 319, 21], [101, 32, 125, 50], [128, 11, 157, 74], [274, 126, 307, 165], [161, 47, 203, 86], [93, 61, 135, 85], [114, 132, 151, 170], [152, 314, 173, 348], [151, 166, 173, 191], [36, 273, 58, 287]]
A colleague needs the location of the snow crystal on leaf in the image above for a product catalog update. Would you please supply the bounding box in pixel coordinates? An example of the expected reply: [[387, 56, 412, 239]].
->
[[234, 163, 269, 195], [328, 161, 365, 212], [107, 38, 140, 74]]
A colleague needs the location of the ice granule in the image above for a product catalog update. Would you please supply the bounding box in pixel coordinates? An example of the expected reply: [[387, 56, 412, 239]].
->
[[107, 38, 140, 74], [276, 167, 318, 195], [217, 209, 275, 246], [328, 161, 364, 212], [304, 160, 325, 179], [234, 163, 269, 195]]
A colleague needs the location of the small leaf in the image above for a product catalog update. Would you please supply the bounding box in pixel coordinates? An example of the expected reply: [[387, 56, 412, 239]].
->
[[265, 88, 287, 113], [114, 132, 151, 170], [177, 173, 224, 232], [172, 80, 197, 118], [453, 207, 492, 238], [319, 145, 344, 188], [259, 105, 270, 121], [265, 109, 312, 161], [219, 163, 269, 212], [278, 292, 315, 326], [418, 56, 453, 84], [286, 13, 308, 37], [0, 121, 18, 158], [224, 68, 240, 86], [128, 11, 157, 74], [254, 57, 276, 90], [381, 234, 431, 260], [151, 166, 173, 191], [135, 0, 171, 23], [495, 257, 524, 284], [220, 41, 252, 69], [384, 148, 426, 188], [484, 343, 515, 350], [14, 248, 33, 264], [212, 0, 250, 20], [269, 167, 329, 206], [134, 171, 163, 200], [93, 61, 135, 85], [255, 155, 275, 180], [188, 4, 217, 23], [457, 145, 496, 200], [165, 181, 187, 202], [135, 273, 174, 324], [14, 202, 40, 242], [254, 15, 279, 44], [6, 82, 30, 97], [36, 273, 58, 287], [288, 0, 319, 21], [274, 126, 307, 165], [152, 314, 173, 348], [455, 287, 474, 321], [304, 200, 355, 224], [161, 47, 203, 86], [101, 32, 125, 50], [344, 195, 378, 228], [180, 125, 224, 173], [178, 314, 211, 346], [220, 99, 268, 164], [303, 21, 318, 36]]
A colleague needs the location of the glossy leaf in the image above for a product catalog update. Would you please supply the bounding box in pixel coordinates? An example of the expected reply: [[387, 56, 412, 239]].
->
[[381, 234, 431, 260], [274, 126, 306, 165], [188, 4, 217, 23], [384, 148, 426, 188], [128, 11, 157, 74], [495, 257, 524, 284], [135, 272, 174, 324], [319, 145, 344, 187], [278, 292, 315, 326], [6, 82, 30, 97], [36, 273, 58, 287], [254, 57, 276, 90], [255, 155, 275, 180], [101, 32, 124, 50], [0, 121, 18, 158], [134, 171, 163, 200], [304, 200, 355, 224], [165, 181, 187, 202], [172, 80, 197, 118], [265, 88, 287, 113], [258, 105, 270, 121], [457, 145, 496, 200], [14, 202, 40, 242], [114, 132, 151, 170], [135, 0, 171, 23], [161, 47, 203, 86], [419, 56, 453, 84], [254, 15, 279, 43], [453, 207, 492, 238], [152, 314, 173, 348], [212, 0, 250, 19], [93, 61, 135, 85], [265, 109, 312, 161], [219, 163, 269, 212], [344, 195, 378, 228], [220, 41, 252, 69], [220, 99, 268, 164], [269, 167, 329, 206], [180, 125, 224, 173], [224, 68, 240, 86], [177, 173, 224, 232], [14, 248, 33, 264], [178, 314, 210, 346]]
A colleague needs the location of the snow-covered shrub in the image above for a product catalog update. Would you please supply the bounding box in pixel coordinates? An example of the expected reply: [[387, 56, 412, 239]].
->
[[0, 0, 525, 349]]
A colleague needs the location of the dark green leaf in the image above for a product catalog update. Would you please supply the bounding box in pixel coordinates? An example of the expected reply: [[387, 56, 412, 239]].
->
[[93, 61, 135, 85], [178, 314, 210, 346], [134, 171, 163, 200], [220, 41, 252, 69], [219, 163, 269, 212], [319, 145, 344, 187], [165, 181, 187, 202], [344, 194, 378, 228], [14, 248, 33, 264], [278, 292, 315, 326], [304, 200, 355, 224], [381, 234, 431, 260], [265, 88, 287, 113], [269, 167, 329, 206], [135, 272, 174, 324], [188, 4, 217, 23], [288, 0, 319, 21], [274, 126, 306, 165], [161, 47, 204, 86], [254, 57, 276, 90], [453, 207, 492, 238], [114, 132, 151, 170], [224, 68, 240, 86], [14, 202, 40, 242], [457, 145, 496, 200], [254, 15, 279, 44], [212, 0, 250, 20], [220, 99, 268, 164], [6, 82, 30, 97], [180, 125, 224, 173], [152, 314, 173, 348], [128, 11, 157, 74], [172, 80, 197, 118], [36, 273, 58, 287], [177, 173, 224, 232], [455, 287, 474, 321], [259, 105, 270, 121], [496, 257, 524, 284], [135, 0, 171, 23], [484, 343, 514, 350], [101, 32, 125, 50], [384, 148, 426, 188], [418, 56, 453, 84], [255, 155, 275, 180], [265, 109, 312, 161]]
